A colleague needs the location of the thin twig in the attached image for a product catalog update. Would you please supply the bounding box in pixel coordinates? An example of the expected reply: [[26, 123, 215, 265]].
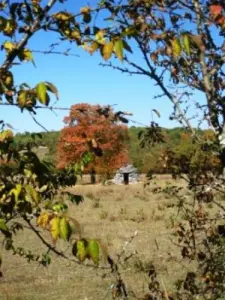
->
[[29, 112, 49, 132]]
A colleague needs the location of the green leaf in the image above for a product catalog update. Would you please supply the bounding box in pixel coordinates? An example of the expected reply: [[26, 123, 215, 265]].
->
[[36, 82, 48, 105], [82, 151, 93, 164], [67, 193, 84, 205], [59, 217, 72, 241], [53, 203, 68, 213], [123, 40, 132, 53], [31, 133, 42, 140], [87, 239, 99, 265], [114, 39, 123, 61]]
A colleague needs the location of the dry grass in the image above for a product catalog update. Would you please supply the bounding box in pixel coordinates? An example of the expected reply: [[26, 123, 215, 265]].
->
[[0, 180, 200, 300]]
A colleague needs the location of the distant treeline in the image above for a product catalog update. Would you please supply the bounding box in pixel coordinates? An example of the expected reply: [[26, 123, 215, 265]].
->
[[14, 127, 219, 174]]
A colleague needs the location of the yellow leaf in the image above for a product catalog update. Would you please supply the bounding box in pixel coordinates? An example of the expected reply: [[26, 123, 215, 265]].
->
[[80, 6, 91, 14], [37, 212, 51, 229], [171, 38, 182, 58], [80, 7, 92, 24], [87, 239, 99, 265], [49, 216, 60, 242], [113, 39, 123, 61], [70, 29, 81, 41], [59, 217, 72, 241], [53, 12, 72, 21], [102, 41, 114, 60]]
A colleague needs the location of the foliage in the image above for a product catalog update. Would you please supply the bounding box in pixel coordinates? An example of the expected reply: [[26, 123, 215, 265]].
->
[[57, 103, 129, 176], [1, 0, 225, 299], [14, 127, 221, 175]]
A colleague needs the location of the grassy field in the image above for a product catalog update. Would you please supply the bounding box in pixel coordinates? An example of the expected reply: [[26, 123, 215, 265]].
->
[[0, 178, 207, 300]]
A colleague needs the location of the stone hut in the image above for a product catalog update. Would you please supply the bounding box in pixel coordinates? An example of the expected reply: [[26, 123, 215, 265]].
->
[[112, 164, 139, 185]]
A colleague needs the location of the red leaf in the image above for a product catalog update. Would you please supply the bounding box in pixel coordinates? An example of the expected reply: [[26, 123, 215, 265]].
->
[[210, 5, 223, 17]]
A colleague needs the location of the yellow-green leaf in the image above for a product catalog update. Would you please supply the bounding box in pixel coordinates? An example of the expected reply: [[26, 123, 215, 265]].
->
[[36, 82, 48, 105], [113, 39, 123, 61], [102, 41, 114, 60], [17, 91, 27, 108], [49, 216, 60, 242], [10, 184, 22, 202], [171, 38, 182, 58], [182, 34, 191, 56], [3, 41, 16, 53], [0, 219, 9, 234], [87, 239, 99, 265], [0, 129, 13, 143], [95, 30, 106, 45], [25, 185, 39, 205], [4, 72, 13, 88], [72, 239, 88, 262], [59, 217, 72, 241], [23, 49, 34, 62]]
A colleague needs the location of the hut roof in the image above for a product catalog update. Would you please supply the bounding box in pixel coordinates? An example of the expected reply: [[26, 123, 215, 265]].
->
[[118, 164, 138, 174]]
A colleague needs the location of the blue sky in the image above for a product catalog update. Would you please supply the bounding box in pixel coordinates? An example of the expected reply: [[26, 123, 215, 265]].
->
[[1, 0, 208, 133]]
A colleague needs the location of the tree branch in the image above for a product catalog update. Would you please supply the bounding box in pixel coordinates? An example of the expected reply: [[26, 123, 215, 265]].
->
[[1, 0, 58, 70], [23, 216, 110, 270]]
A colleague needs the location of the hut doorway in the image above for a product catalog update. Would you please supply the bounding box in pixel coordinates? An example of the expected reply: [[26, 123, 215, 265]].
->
[[90, 168, 96, 184], [124, 173, 129, 185]]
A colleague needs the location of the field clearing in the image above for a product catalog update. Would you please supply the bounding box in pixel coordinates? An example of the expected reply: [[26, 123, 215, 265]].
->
[[0, 179, 208, 300]]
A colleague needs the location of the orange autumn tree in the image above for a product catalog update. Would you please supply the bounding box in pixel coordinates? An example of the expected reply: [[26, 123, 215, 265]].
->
[[57, 103, 129, 178]]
